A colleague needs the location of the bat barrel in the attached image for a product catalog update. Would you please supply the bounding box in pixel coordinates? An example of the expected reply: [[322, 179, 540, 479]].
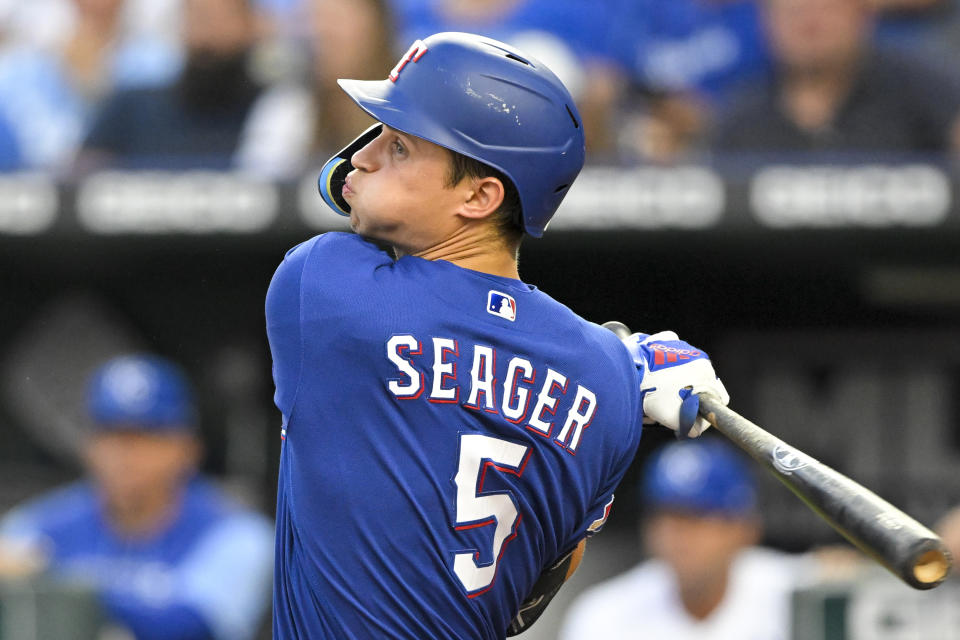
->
[[698, 395, 953, 590]]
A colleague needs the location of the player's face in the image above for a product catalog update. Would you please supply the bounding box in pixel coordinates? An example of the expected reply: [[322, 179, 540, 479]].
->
[[184, 0, 255, 56], [85, 431, 200, 517], [764, 0, 871, 72], [343, 125, 469, 255], [644, 511, 759, 586]]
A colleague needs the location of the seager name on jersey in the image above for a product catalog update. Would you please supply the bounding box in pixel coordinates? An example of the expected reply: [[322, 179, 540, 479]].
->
[[386, 335, 597, 453]]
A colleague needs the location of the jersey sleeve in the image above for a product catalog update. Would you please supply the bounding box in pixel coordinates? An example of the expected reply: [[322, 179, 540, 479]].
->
[[0, 483, 89, 551], [573, 330, 645, 541], [99, 599, 211, 640], [0, 504, 40, 541], [265, 237, 315, 424], [0, 503, 51, 566], [266, 233, 393, 428], [175, 512, 276, 640]]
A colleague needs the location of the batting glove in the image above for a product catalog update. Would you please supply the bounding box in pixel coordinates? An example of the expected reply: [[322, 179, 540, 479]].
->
[[621, 331, 730, 438]]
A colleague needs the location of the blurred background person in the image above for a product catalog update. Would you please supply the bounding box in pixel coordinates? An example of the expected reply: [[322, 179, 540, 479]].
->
[[76, 0, 311, 175], [385, 0, 618, 153], [304, 0, 396, 157], [0, 107, 20, 169], [602, 0, 770, 163], [559, 437, 807, 640], [870, 0, 960, 50], [935, 505, 960, 577], [232, 0, 398, 175], [387, 0, 605, 83], [0, 0, 181, 172], [599, 0, 960, 163], [714, 0, 960, 155], [0, 354, 274, 640]]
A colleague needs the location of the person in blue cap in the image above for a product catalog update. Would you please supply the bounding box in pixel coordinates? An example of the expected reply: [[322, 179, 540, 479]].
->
[[560, 437, 806, 640], [0, 354, 275, 640]]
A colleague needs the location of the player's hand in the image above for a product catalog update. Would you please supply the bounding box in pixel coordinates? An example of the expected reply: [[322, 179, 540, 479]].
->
[[621, 331, 729, 438]]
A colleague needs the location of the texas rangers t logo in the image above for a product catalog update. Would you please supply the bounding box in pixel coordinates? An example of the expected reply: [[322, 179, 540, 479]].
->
[[487, 291, 516, 321], [390, 39, 428, 82]]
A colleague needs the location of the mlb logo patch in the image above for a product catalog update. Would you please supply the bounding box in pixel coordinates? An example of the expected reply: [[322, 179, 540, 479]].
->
[[487, 291, 516, 321]]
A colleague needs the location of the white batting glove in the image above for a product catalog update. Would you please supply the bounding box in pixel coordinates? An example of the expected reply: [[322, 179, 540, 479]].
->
[[621, 331, 730, 438]]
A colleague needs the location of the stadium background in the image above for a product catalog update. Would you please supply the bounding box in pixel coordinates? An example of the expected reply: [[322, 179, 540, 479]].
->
[[1, 0, 960, 638]]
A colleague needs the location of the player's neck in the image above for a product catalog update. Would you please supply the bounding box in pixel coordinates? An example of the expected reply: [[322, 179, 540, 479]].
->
[[402, 226, 520, 280], [105, 488, 183, 539], [678, 569, 729, 621]]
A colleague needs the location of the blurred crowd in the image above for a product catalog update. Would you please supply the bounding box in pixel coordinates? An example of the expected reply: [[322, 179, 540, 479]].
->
[[0, 0, 959, 176]]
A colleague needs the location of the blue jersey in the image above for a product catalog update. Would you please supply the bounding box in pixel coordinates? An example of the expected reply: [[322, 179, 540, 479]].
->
[[266, 233, 643, 639], [0, 478, 274, 640]]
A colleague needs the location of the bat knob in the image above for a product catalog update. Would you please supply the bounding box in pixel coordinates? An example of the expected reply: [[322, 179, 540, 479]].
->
[[601, 321, 632, 339]]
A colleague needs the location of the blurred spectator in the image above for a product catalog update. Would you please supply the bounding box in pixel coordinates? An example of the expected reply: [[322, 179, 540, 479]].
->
[[0, 0, 181, 70], [0, 0, 181, 171], [0, 354, 274, 640], [387, 0, 617, 153], [0, 107, 21, 169], [305, 0, 396, 156], [935, 505, 960, 574], [930, 1, 960, 57], [78, 0, 311, 175], [601, 0, 772, 163], [605, 0, 771, 103], [714, 0, 960, 155], [872, 0, 958, 48], [559, 438, 807, 640]]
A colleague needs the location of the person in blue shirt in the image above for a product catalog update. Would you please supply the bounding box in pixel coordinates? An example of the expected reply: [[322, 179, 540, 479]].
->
[[0, 107, 22, 170], [714, 0, 960, 155], [0, 354, 274, 640], [77, 0, 269, 172], [265, 32, 730, 639], [605, 0, 771, 103], [561, 438, 807, 639], [598, 0, 772, 162]]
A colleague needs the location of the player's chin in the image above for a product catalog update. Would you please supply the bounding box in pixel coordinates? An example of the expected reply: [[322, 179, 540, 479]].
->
[[346, 203, 362, 232], [348, 205, 379, 236], [348, 211, 376, 240], [350, 217, 398, 249]]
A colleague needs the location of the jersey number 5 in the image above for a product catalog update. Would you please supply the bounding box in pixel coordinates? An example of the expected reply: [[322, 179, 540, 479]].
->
[[453, 434, 530, 596]]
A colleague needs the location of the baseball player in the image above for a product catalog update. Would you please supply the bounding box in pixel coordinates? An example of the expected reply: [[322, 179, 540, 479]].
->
[[560, 438, 807, 640], [266, 31, 729, 639], [0, 354, 275, 640]]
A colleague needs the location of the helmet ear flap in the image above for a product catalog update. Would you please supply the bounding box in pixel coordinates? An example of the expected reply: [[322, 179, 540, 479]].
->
[[318, 124, 383, 216]]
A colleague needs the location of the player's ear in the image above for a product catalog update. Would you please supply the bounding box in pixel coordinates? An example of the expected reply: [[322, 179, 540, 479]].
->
[[458, 176, 505, 222]]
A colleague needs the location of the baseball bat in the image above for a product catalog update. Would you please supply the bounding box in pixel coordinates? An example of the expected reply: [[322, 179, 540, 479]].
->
[[602, 321, 952, 590]]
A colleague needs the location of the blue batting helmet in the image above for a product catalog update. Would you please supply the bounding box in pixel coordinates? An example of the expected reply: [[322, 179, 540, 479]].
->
[[87, 355, 196, 431], [642, 438, 757, 517], [318, 31, 586, 238]]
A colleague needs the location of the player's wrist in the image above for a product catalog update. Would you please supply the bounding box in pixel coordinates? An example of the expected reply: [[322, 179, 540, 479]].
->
[[620, 331, 729, 436]]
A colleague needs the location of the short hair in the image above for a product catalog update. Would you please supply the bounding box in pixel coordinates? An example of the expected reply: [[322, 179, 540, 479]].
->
[[446, 151, 524, 246]]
